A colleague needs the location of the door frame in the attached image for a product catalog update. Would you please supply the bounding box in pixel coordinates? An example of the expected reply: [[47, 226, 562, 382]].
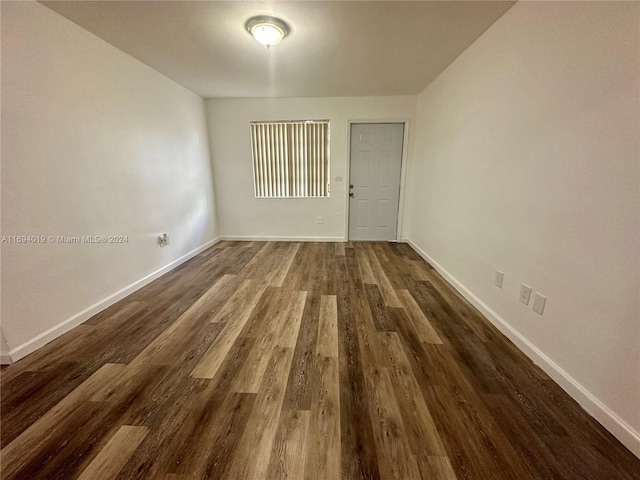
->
[[344, 119, 411, 242]]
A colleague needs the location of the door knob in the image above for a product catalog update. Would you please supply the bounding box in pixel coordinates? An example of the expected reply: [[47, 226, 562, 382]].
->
[[349, 184, 354, 189], [349, 192, 354, 197]]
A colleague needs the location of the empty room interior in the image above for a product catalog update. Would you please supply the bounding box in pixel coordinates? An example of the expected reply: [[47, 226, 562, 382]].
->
[[1, 1, 639, 479]]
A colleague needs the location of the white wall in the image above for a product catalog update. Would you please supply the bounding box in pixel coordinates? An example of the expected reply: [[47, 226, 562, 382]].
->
[[1, 2, 218, 359], [405, 1, 640, 455], [206, 97, 416, 241]]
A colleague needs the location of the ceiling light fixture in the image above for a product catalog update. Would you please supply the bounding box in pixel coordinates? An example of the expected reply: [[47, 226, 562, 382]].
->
[[246, 16, 289, 49]]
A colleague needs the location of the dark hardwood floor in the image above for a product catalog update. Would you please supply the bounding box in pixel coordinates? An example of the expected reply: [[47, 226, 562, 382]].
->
[[1, 241, 639, 480]]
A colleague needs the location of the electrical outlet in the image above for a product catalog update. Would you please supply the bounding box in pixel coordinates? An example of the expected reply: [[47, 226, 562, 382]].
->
[[316, 217, 324, 224], [159, 233, 170, 247], [519, 284, 532, 305], [494, 270, 504, 288], [533, 293, 547, 315]]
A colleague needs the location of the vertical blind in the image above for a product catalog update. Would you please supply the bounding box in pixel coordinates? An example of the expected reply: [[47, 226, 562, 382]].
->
[[250, 121, 330, 198]]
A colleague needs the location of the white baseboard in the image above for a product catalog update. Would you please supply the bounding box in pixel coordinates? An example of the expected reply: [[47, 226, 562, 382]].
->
[[1, 353, 12, 365], [7, 237, 221, 363], [406, 238, 640, 459], [219, 235, 344, 242]]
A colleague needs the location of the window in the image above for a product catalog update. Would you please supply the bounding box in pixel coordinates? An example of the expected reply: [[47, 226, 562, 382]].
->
[[250, 121, 330, 198]]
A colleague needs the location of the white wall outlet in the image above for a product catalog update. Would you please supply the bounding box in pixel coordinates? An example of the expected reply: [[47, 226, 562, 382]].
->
[[533, 293, 547, 315], [494, 270, 504, 288], [159, 233, 170, 247], [519, 284, 532, 305], [316, 216, 324, 224]]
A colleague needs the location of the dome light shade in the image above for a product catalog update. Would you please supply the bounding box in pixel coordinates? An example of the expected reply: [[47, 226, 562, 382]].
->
[[246, 16, 289, 48]]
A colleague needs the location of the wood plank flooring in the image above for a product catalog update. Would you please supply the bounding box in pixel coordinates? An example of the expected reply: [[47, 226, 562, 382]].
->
[[1, 241, 639, 480]]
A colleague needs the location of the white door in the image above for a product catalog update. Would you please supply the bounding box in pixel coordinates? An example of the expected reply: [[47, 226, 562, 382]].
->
[[348, 123, 404, 241]]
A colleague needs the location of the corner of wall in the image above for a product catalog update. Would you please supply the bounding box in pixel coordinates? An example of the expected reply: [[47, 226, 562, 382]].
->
[[1, 330, 12, 365]]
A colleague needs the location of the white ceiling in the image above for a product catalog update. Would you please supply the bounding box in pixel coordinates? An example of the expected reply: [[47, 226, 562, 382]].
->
[[41, 1, 514, 99]]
